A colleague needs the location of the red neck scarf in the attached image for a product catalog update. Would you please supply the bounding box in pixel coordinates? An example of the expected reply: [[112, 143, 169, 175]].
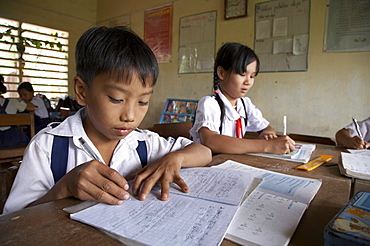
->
[[235, 118, 243, 138]]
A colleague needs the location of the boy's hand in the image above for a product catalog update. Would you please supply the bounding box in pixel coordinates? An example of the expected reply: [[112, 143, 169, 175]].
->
[[61, 160, 130, 205], [132, 152, 189, 201], [347, 136, 370, 149], [265, 135, 296, 155]]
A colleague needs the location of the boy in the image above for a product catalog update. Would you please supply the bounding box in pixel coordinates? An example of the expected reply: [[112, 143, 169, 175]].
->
[[3, 26, 211, 214]]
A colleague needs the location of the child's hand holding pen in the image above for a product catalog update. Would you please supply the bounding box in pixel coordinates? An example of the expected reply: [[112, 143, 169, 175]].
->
[[351, 118, 370, 149], [62, 137, 131, 205]]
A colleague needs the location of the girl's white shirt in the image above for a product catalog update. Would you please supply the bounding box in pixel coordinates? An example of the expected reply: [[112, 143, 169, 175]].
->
[[4, 108, 192, 214], [0, 98, 27, 131], [190, 90, 269, 143]]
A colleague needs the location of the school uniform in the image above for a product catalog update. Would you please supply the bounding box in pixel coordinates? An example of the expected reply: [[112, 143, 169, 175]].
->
[[344, 117, 370, 142], [29, 96, 50, 133], [3, 107, 192, 214], [0, 98, 29, 147], [190, 90, 269, 143]]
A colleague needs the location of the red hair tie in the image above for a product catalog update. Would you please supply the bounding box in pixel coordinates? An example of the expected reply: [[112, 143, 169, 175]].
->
[[214, 89, 219, 94]]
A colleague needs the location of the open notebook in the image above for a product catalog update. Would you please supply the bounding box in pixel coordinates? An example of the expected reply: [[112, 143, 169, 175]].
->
[[69, 167, 254, 246], [339, 152, 370, 180], [248, 144, 316, 163], [68, 161, 321, 246], [214, 160, 322, 246]]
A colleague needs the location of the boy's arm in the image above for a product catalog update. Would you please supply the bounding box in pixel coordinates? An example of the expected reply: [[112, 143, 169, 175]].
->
[[27, 160, 131, 208], [257, 124, 278, 140], [335, 128, 369, 149], [199, 127, 295, 155], [132, 142, 211, 201]]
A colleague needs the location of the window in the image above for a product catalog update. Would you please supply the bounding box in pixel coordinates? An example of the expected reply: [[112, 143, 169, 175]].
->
[[0, 17, 68, 108]]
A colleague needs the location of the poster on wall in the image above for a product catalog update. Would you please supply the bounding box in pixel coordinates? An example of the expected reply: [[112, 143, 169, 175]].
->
[[324, 0, 370, 52], [178, 11, 216, 74], [254, 0, 310, 72], [144, 4, 173, 63]]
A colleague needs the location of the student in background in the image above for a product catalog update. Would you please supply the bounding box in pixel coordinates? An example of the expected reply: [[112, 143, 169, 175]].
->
[[190, 42, 296, 155], [17, 82, 50, 133], [335, 117, 370, 149], [4, 26, 211, 214], [0, 78, 34, 147]]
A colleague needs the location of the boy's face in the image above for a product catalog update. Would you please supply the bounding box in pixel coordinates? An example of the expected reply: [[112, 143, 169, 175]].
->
[[75, 72, 153, 143], [18, 88, 33, 103]]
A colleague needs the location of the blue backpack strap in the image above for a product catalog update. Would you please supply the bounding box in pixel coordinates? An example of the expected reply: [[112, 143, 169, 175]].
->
[[0, 98, 9, 114], [136, 140, 147, 167], [51, 135, 70, 183]]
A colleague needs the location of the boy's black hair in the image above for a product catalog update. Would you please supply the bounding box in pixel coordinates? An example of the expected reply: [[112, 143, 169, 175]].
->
[[75, 26, 159, 87], [212, 42, 260, 133], [17, 81, 34, 92]]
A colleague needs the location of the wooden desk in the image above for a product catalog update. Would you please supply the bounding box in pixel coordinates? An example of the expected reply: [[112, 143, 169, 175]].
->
[[0, 144, 355, 246]]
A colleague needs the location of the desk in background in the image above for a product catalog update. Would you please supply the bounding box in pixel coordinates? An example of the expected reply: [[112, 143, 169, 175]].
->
[[0, 143, 363, 246]]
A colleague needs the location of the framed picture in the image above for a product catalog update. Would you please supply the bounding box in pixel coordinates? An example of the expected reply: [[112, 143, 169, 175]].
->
[[225, 0, 247, 20]]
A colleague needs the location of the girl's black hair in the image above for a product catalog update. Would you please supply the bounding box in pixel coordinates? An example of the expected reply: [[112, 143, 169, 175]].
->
[[17, 82, 34, 92], [213, 42, 260, 132], [75, 26, 159, 87]]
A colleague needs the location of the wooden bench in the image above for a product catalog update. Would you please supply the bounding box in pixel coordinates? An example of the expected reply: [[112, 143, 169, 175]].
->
[[0, 112, 35, 212], [148, 122, 192, 139], [288, 133, 336, 145], [0, 112, 35, 163]]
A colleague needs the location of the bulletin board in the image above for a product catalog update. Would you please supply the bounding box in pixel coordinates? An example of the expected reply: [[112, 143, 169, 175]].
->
[[254, 0, 310, 72], [324, 0, 370, 52], [178, 11, 216, 74]]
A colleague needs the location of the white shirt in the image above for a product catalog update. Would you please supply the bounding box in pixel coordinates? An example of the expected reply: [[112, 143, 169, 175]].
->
[[190, 91, 269, 143], [344, 117, 370, 142], [30, 96, 49, 119], [4, 108, 192, 214], [0, 98, 27, 131]]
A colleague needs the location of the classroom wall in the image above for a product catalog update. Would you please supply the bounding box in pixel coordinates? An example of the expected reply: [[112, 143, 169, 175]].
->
[[0, 0, 97, 96], [1, 0, 369, 140], [97, 0, 370, 139]]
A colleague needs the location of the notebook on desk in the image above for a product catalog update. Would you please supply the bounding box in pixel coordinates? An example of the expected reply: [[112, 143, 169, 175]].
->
[[214, 160, 322, 246], [248, 143, 316, 163], [68, 161, 321, 246], [339, 152, 370, 181], [69, 167, 254, 246]]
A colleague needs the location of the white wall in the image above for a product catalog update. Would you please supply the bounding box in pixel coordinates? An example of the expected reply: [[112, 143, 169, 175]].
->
[[97, 0, 370, 139], [2, 0, 369, 139]]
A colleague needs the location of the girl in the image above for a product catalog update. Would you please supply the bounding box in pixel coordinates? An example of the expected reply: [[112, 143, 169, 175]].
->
[[190, 42, 296, 155], [17, 82, 50, 133]]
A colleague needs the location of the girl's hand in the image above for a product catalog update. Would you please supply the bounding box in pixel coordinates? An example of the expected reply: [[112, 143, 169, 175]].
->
[[258, 125, 278, 140], [265, 136, 296, 155], [132, 152, 189, 201]]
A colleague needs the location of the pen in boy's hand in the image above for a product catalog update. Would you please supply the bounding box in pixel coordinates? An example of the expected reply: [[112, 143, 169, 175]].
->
[[78, 137, 104, 163], [352, 117, 363, 140]]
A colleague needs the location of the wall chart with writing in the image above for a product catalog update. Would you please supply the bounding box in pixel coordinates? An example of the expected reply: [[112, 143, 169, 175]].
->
[[255, 0, 310, 72]]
